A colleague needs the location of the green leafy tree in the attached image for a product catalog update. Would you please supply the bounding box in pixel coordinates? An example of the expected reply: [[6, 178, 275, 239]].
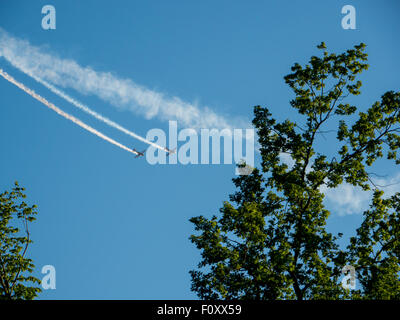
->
[[189, 43, 400, 300], [348, 191, 400, 299], [0, 182, 41, 299]]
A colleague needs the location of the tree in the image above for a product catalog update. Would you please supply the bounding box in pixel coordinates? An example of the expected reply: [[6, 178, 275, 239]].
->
[[0, 182, 42, 299], [347, 191, 400, 299], [189, 43, 400, 300]]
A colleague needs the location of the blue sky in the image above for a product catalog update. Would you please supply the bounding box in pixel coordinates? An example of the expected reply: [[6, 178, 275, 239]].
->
[[0, 1, 399, 299]]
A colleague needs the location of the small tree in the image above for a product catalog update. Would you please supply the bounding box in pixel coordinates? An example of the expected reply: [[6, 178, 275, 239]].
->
[[0, 182, 41, 299], [189, 43, 400, 299]]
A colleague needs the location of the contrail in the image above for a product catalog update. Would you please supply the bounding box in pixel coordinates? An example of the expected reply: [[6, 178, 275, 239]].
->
[[0, 68, 140, 157], [0, 28, 250, 130], [18, 67, 168, 152]]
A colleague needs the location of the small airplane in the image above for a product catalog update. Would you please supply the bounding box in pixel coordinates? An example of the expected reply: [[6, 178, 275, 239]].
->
[[132, 148, 145, 158], [166, 148, 176, 156]]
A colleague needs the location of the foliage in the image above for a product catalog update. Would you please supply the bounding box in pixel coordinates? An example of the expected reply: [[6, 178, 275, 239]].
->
[[0, 182, 41, 300], [189, 43, 400, 299]]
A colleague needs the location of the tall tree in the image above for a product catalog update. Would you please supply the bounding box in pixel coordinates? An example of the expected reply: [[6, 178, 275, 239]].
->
[[189, 43, 400, 300], [0, 182, 41, 299]]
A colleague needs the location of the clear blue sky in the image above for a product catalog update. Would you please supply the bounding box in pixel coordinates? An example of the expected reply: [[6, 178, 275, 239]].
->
[[0, 0, 399, 299]]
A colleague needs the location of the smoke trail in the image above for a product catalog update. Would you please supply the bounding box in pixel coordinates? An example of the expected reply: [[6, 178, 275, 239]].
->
[[0, 28, 250, 130], [19, 67, 168, 152], [0, 68, 140, 157]]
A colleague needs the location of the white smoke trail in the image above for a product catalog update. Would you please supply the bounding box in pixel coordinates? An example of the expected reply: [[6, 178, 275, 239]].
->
[[20, 67, 168, 152], [0, 68, 140, 157], [0, 28, 250, 131]]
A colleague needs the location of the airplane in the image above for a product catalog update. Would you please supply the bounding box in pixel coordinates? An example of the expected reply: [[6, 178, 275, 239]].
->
[[132, 148, 145, 158], [166, 148, 176, 156]]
